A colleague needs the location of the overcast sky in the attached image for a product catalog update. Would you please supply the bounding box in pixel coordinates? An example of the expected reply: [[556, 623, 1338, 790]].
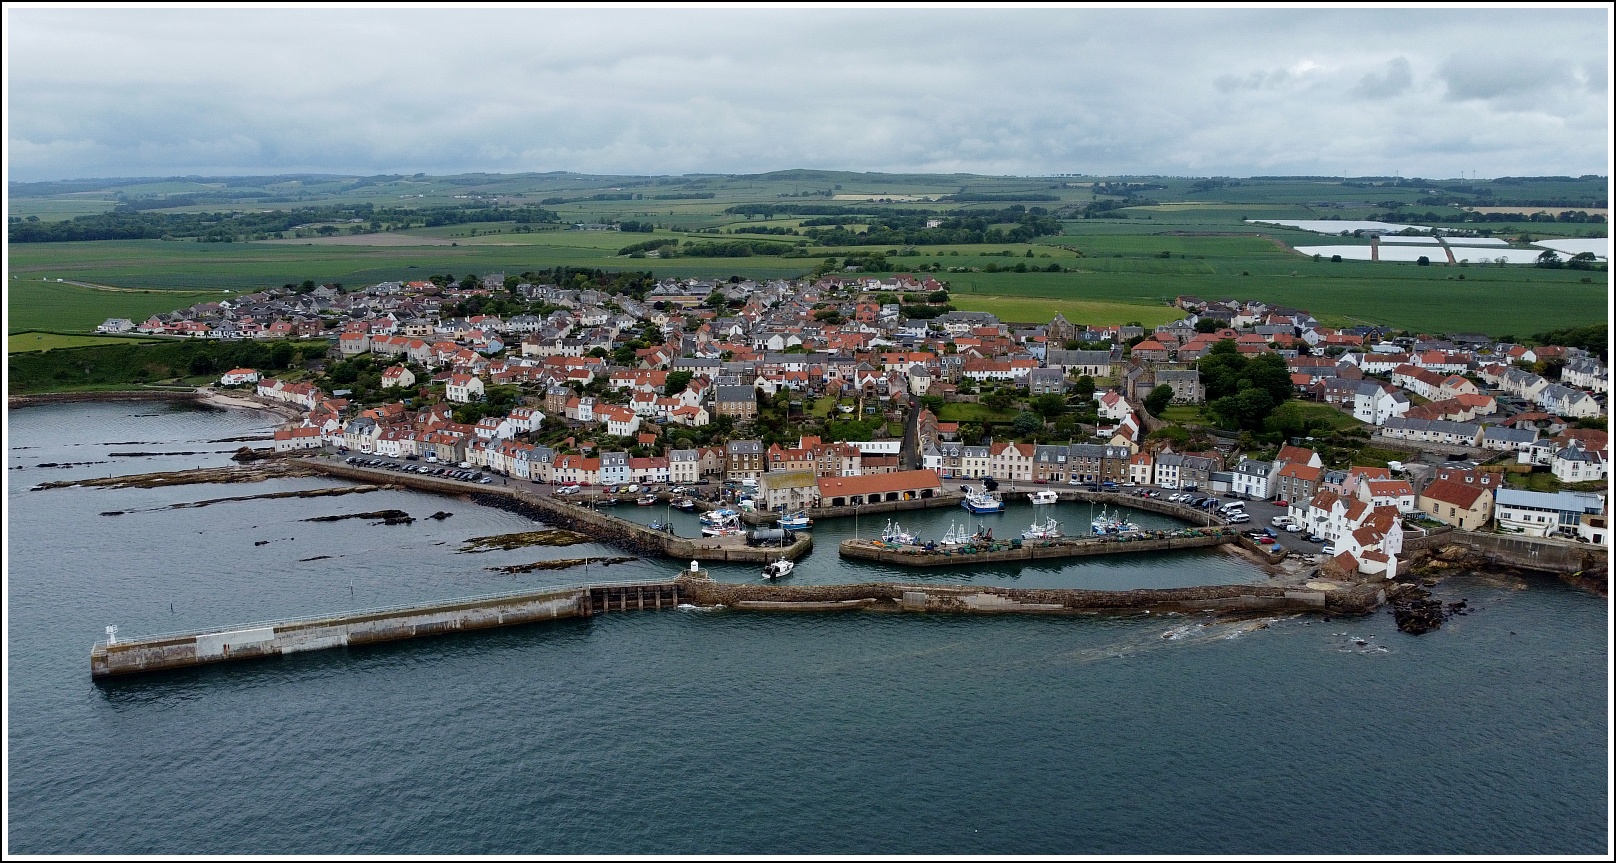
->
[[6, 6, 1610, 182]]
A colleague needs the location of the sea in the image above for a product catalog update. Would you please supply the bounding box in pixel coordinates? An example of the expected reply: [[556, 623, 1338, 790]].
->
[[6, 401, 1609, 855]]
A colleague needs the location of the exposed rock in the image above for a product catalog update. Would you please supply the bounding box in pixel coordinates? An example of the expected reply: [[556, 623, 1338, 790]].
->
[[31, 462, 320, 490], [460, 529, 594, 552], [302, 509, 412, 523], [428, 511, 454, 520], [489, 556, 637, 574]]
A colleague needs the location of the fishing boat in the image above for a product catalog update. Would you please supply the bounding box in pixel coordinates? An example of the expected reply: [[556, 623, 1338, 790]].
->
[[699, 508, 742, 536], [1027, 489, 1059, 506], [940, 521, 991, 546], [762, 558, 795, 579], [637, 493, 659, 506], [880, 519, 918, 545], [961, 486, 1004, 514], [1091, 505, 1142, 535], [777, 510, 812, 530], [671, 497, 697, 512], [1021, 515, 1064, 541]]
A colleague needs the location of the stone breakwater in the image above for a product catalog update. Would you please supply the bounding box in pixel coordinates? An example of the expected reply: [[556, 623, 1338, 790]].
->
[[89, 572, 1386, 678], [675, 572, 1385, 616], [839, 529, 1237, 568]]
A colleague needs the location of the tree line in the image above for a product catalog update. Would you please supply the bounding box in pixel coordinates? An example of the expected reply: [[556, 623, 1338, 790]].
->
[[7, 202, 560, 243]]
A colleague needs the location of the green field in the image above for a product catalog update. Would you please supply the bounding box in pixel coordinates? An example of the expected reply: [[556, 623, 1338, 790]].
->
[[8, 170, 1607, 336], [949, 295, 1178, 327], [5, 280, 227, 334], [6, 331, 158, 353]]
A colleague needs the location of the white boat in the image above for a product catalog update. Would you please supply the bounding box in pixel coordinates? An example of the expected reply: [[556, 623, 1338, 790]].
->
[[762, 558, 794, 579], [1021, 515, 1064, 540], [1027, 489, 1059, 506], [961, 486, 1004, 514], [700, 508, 742, 536], [777, 511, 812, 530], [881, 519, 918, 545], [699, 508, 739, 526]]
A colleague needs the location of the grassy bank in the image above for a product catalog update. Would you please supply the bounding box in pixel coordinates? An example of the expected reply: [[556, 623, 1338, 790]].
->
[[6, 339, 328, 394]]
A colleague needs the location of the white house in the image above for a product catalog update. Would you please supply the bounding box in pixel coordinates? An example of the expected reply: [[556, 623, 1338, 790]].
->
[[445, 374, 485, 403], [1494, 489, 1605, 538], [1551, 440, 1608, 483], [219, 368, 261, 386], [1231, 458, 1274, 499], [381, 365, 416, 389]]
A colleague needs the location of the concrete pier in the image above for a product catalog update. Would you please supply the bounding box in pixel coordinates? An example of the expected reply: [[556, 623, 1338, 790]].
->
[[91, 580, 689, 678]]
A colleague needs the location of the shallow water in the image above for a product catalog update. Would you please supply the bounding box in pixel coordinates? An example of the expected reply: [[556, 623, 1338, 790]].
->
[[6, 402, 1608, 854]]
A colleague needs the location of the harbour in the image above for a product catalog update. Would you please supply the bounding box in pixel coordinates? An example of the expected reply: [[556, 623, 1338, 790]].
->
[[8, 401, 1607, 855]]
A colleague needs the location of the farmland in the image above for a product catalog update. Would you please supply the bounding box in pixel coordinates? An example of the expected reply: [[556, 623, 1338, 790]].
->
[[947, 296, 1179, 327], [5, 279, 226, 334], [7, 170, 1606, 337], [6, 331, 158, 353]]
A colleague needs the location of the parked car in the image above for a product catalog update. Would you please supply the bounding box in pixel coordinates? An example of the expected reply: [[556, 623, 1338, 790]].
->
[[1322, 545, 1336, 554]]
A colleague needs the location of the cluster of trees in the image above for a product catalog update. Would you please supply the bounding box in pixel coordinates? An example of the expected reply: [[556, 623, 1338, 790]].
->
[[1195, 340, 1293, 432], [1365, 209, 1607, 225], [1531, 323, 1608, 361], [8, 202, 560, 243], [801, 207, 1063, 247], [731, 225, 798, 235], [616, 221, 655, 233], [1534, 250, 1603, 270], [677, 239, 797, 257]]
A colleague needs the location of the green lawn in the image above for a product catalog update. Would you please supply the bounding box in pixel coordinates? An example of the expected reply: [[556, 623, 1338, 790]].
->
[[1157, 405, 1206, 424], [936, 402, 1019, 423], [1285, 401, 1365, 430]]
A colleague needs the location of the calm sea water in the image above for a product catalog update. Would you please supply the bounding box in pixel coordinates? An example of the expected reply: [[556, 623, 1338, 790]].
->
[[6, 402, 1609, 854]]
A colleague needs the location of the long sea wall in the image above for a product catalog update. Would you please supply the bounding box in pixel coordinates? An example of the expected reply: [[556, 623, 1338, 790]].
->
[[305, 460, 811, 563]]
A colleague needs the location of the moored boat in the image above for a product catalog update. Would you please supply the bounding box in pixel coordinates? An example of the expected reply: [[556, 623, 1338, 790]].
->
[[762, 558, 795, 579], [961, 486, 1004, 514], [880, 518, 918, 545], [1021, 515, 1064, 540], [777, 510, 812, 530], [1027, 489, 1059, 506]]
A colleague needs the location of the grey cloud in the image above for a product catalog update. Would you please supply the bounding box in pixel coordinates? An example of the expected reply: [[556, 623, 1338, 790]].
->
[[6, 8, 1609, 180], [1354, 57, 1413, 99], [1439, 54, 1576, 101]]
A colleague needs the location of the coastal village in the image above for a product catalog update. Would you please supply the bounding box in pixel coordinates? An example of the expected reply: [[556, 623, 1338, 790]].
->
[[106, 269, 1610, 582]]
